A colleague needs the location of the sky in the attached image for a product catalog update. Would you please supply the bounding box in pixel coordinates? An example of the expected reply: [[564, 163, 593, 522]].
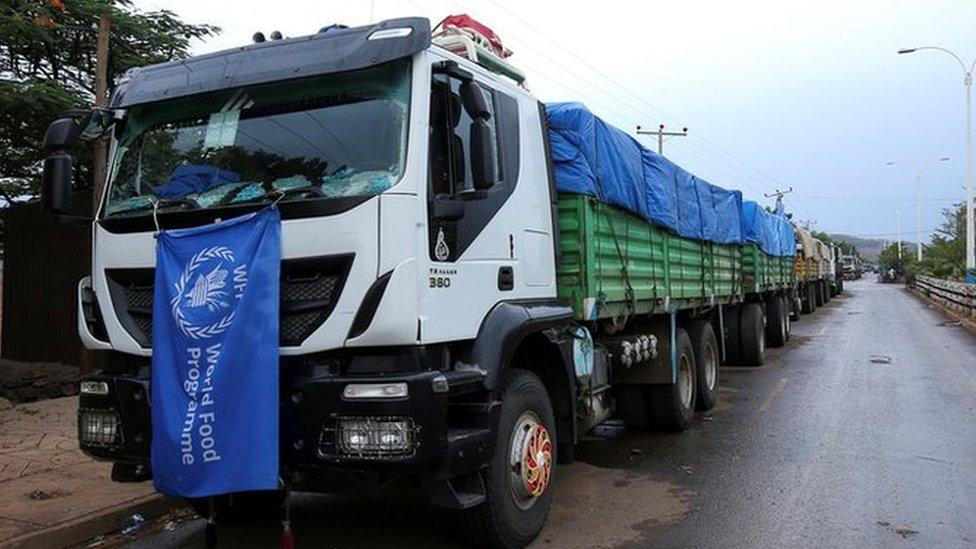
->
[[133, 0, 976, 242]]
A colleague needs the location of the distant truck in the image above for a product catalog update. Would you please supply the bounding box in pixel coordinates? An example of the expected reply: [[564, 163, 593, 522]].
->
[[793, 228, 833, 313], [842, 254, 862, 280], [40, 16, 826, 548], [828, 244, 844, 297]]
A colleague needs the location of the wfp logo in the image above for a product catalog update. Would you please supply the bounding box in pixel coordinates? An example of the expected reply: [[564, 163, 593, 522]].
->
[[171, 246, 249, 340]]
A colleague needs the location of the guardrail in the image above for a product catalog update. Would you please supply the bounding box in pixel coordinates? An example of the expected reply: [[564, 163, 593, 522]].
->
[[913, 275, 976, 317]]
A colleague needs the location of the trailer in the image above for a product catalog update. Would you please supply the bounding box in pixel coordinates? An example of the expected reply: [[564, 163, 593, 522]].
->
[[794, 228, 831, 313], [40, 15, 810, 548]]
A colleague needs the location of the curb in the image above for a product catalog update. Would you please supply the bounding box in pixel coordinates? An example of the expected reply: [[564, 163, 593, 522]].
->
[[4, 493, 180, 549], [908, 287, 976, 337]]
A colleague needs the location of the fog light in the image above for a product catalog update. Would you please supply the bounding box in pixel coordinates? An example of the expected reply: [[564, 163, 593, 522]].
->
[[342, 382, 408, 400], [80, 381, 109, 395], [336, 417, 416, 457], [79, 410, 120, 446]]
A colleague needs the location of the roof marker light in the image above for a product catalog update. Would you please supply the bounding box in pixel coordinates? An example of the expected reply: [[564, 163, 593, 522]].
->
[[368, 28, 412, 41]]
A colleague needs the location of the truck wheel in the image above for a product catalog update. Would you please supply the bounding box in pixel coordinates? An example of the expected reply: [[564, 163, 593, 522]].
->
[[814, 281, 825, 307], [802, 284, 816, 314], [739, 303, 765, 366], [765, 297, 787, 348], [722, 305, 742, 364], [789, 295, 801, 321], [781, 296, 792, 341], [689, 321, 719, 411], [824, 281, 832, 302], [647, 328, 697, 431], [186, 490, 286, 524], [463, 369, 555, 549]]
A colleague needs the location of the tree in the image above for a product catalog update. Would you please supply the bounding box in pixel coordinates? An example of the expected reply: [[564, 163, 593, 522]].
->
[[916, 203, 966, 279], [0, 0, 218, 201]]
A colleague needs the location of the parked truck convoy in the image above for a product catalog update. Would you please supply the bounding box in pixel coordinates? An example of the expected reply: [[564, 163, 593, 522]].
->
[[40, 17, 840, 548]]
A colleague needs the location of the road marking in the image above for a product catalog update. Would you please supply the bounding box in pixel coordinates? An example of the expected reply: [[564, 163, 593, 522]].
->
[[759, 378, 789, 413]]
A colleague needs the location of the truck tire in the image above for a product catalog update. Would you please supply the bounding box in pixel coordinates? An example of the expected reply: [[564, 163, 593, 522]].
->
[[823, 280, 832, 303], [722, 305, 742, 364], [789, 295, 801, 321], [781, 296, 792, 341], [646, 328, 697, 431], [801, 284, 816, 314], [765, 297, 787, 348], [815, 281, 825, 307], [739, 302, 765, 366], [186, 490, 286, 524], [689, 321, 720, 411], [463, 368, 555, 549]]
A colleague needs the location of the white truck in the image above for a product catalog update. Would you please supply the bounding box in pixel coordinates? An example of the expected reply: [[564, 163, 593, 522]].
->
[[41, 17, 800, 547]]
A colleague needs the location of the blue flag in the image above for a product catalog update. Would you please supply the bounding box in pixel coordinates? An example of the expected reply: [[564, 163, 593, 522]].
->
[[151, 207, 281, 498]]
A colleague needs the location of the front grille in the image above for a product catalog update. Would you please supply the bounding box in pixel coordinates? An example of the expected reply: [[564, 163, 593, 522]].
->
[[105, 254, 353, 348]]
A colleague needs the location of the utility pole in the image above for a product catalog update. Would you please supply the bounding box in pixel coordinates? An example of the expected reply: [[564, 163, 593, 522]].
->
[[764, 186, 793, 213], [916, 173, 923, 262], [897, 209, 903, 261], [92, 12, 111, 214], [636, 124, 688, 155], [885, 157, 948, 264]]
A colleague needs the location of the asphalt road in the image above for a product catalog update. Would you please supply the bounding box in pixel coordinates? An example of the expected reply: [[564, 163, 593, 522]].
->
[[111, 279, 976, 548]]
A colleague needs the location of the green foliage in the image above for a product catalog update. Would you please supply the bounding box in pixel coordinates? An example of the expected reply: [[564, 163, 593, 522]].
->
[[916, 203, 966, 280], [0, 0, 218, 200], [877, 242, 914, 272]]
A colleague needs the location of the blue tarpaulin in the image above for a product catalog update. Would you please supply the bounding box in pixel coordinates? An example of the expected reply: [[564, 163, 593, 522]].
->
[[741, 200, 796, 257], [546, 102, 747, 246], [153, 164, 241, 199], [151, 207, 281, 498]]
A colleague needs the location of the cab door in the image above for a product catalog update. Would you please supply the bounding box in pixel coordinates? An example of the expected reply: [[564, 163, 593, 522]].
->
[[420, 63, 525, 343]]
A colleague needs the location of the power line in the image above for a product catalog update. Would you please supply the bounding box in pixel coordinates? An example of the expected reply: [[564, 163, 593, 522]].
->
[[433, 0, 777, 196], [828, 227, 942, 238], [792, 195, 961, 203], [477, 0, 792, 190]]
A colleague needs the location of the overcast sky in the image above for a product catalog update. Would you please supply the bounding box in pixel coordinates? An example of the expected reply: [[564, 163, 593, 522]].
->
[[134, 0, 976, 241]]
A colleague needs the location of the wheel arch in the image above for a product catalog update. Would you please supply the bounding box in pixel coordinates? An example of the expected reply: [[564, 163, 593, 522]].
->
[[465, 300, 577, 459]]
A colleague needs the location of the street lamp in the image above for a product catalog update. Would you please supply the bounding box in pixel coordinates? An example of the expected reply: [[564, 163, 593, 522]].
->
[[886, 157, 950, 261], [899, 46, 976, 282]]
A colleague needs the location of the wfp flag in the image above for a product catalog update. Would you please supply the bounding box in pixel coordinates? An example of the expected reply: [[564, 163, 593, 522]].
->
[[151, 207, 281, 498]]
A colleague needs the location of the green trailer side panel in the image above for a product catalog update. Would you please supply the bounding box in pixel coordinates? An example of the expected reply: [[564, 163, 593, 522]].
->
[[741, 243, 796, 295], [556, 194, 743, 321]]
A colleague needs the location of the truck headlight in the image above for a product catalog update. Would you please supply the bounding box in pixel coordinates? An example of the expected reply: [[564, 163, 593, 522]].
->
[[335, 417, 416, 457], [80, 381, 110, 395], [342, 382, 408, 400], [79, 410, 120, 446]]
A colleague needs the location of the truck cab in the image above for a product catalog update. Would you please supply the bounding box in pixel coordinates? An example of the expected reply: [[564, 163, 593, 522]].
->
[[43, 18, 578, 547]]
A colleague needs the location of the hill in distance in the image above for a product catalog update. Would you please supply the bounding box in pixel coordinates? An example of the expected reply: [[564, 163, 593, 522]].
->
[[827, 234, 887, 262]]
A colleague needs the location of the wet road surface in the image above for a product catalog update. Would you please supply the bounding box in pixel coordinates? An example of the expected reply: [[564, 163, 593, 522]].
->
[[109, 280, 976, 548]]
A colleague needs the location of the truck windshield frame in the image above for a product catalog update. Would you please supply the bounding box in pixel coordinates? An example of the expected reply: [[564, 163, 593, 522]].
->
[[101, 58, 412, 224]]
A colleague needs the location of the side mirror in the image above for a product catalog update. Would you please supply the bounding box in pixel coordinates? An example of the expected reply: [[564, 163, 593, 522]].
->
[[459, 81, 490, 119], [469, 119, 497, 191], [43, 117, 84, 151], [42, 151, 72, 215]]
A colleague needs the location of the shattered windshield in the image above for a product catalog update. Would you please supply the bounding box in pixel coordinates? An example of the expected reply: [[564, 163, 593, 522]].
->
[[104, 59, 411, 218]]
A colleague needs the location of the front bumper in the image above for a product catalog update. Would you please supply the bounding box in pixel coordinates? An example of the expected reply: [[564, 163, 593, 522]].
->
[[78, 350, 494, 496]]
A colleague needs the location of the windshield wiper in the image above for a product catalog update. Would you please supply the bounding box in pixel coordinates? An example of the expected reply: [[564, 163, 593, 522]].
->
[[107, 196, 199, 217]]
